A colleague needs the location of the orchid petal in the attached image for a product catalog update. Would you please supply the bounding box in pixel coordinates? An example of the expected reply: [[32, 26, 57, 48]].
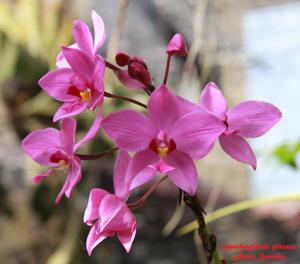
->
[[61, 47, 94, 80], [102, 110, 156, 152], [227, 101, 282, 138], [55, 156, 81, 204], [84, 188, 109, 225], [219, 134, 257, 170], [73, 20, 93, 56], [113, 151, 131, 200], [92, 10, 106, 53], [74, 111, 102, 151], [92, 55, 105, 86], [148, 159, 175, 174], [126, 150, 159, 191], [99, 195, 135, 233], [200, 82, 227, 120], [169, 111, 226, 159], [89, 89, 104, 110], [86, 224, 107, 256], [56, 43, 78, 68], [38, 68, 75, 102], [21, 128, 61, 166], [60, 118, 76, 155], [32, 169, 53, 183], [53, 102, 87, 122], [164, 150, 198, 195], [118, 225, 136, 253], [148, 85, 180, 132], [176, 95, 201, 116]]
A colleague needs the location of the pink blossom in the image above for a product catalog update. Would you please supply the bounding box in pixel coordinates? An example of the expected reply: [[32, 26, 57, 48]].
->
[[56, 11, 106, 68], [39, 47, 105, 122], [21, 113, 102, 203], [84, 151, 136, 255], [166, 33, 188, 56], [199, 82, 282, 169], [102, 85, 225, 195]]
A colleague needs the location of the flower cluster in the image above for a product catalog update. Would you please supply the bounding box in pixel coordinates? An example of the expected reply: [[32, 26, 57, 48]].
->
[[21, 11, 282, 255]]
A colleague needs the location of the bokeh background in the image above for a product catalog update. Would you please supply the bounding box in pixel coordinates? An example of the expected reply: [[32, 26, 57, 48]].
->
[[0, 0, 299, 263]]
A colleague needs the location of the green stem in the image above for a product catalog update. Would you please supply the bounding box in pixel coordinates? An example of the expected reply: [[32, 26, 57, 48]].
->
[[183, 193, 224, 263], [204, 225, 222, 264]]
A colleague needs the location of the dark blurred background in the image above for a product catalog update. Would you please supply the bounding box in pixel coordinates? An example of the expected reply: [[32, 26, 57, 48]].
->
[[0, 0, 299, 263]]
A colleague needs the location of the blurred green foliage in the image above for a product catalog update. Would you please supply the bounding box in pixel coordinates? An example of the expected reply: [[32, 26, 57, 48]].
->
[[273, 141, 300, 169]]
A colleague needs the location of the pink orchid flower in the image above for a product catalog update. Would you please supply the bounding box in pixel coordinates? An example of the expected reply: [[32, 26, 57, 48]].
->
[[102, 85, 226, 195], [21, 113, 102, 204], [39, 47, 105, 122], [199, 82, 282, 169], [84, 151, 136, 255], [56, 10, 106, 68]]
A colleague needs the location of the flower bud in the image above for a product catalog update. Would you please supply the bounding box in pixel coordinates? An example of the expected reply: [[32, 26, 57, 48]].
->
[[166, 33, 188, 56], [116, 52, 130, 66]]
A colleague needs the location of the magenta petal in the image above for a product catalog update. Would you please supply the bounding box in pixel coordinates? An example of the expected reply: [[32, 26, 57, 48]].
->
[[118, 226, 136, 253], [92, 55, 105, 86], [56, 43, 78, 68], [148, 85, 180, 132], [84, 188, 109, 225], [55, 156, 81, 204], [200, 82, 227, 120], [33, 169, 53, 183], [86, 224, 107, 256], [169, 111, 226, 159], [164, 150, 198, 195], [102, 109, 156, 152], [74, 111, 102, 151], [166, 33, 188, 56], [61, 47, 94, 80], [113, 151, 131, 200], [98, 195, 125, 231], [92, 10, 106, 53], [176, 95, 202, 116], [21, 128, 61, 166], [227, 101, 282, 138], [89, 89, 104, 110], [38, 68, 75, 102], [99, 195, 135, 233], [149, 159, 175, 174], [116, 70, 145, 89], [126, 150, 159, 191], [73, 20, 93, 56], [60, 118, 76, 155], [219, 134, 257, 170], [53, 102, 87, 122]]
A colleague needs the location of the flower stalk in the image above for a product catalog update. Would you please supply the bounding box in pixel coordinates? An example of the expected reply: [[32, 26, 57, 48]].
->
[[183, 192, 224, 264], [76, 147, 118, 160], [104, 91, 147, 108], [128, 175, 168, 210]]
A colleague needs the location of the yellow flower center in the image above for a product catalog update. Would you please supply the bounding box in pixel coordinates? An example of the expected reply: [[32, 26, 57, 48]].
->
[[54, 160, 68, 171], [157, 147, 169, 158], [80, 88, 92, 102]]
